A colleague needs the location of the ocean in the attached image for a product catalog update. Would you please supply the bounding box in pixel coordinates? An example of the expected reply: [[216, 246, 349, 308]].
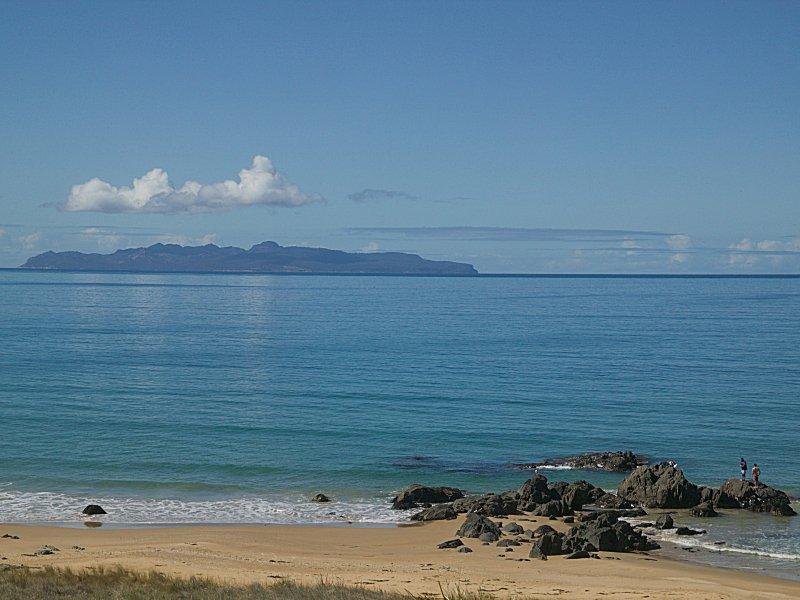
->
[[1, 271, 798, 578]]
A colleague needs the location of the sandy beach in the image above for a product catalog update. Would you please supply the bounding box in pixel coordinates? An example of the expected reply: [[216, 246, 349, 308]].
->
[[2, 516, 798, 599]]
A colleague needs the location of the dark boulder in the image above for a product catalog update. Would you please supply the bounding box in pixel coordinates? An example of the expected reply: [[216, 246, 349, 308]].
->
[[617, 463, 701, 508], [437, 538, 463, 549], [528, 531, 564, 557], [558, 480, 600, 510], [697, 486, 715, 504], [718, 479, 797, 516], [578, 508, 645, 523], [312, 493, 331, 503], [675, 527, 705, 536], [497, 538, 520, 547], [456, 512, 502, 539], [533, 500, 571, 518], [594, 493, 633, 509], [453, 493, 518, 517], [517, 475, 558, 510], [411, 504, 458, 522], [502, 522, 524, 534], [562, 515, 659, 553], [531, 524, 556, 537], [655, 514, 674, 530], [691, 502, 718, 518], [563, 516, 575, 524], [391, 485, 464, 510], [565, 550, 592, 559], [479, 531, 500, 542], [82, 505, 107, 516], [457, 546, 473, 553]]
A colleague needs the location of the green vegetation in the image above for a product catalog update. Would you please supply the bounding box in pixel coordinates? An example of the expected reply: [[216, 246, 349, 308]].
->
[[0, 566, 492, 600]]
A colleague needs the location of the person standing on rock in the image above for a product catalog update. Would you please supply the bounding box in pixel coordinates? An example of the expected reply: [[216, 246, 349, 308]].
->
[[740, 458, 747, 481], [752, 463, 761, 485]]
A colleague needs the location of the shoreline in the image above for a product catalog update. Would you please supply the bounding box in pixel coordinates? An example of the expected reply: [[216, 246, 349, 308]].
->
[[2, 519, 800, 599]]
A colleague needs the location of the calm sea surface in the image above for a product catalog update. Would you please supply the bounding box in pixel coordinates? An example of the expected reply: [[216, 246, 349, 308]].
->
[[1, 271, 798, 576]]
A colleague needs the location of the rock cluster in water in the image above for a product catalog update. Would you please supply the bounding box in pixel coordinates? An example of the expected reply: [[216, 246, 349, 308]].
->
[[400, 459, 796, 560], [513, 450, 646, 472], [616, 463, 796, 516]]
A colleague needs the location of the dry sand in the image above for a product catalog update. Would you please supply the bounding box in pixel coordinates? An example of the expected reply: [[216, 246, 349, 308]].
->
[[1, 516, 798, 599]]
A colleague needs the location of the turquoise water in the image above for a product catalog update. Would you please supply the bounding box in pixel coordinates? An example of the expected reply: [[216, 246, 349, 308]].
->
[[1, 271, 798, 575]]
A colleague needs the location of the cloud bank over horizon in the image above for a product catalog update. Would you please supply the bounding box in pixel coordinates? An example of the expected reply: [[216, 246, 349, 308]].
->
[[347, 189, 418, 202], [62, 155, 322, 214]]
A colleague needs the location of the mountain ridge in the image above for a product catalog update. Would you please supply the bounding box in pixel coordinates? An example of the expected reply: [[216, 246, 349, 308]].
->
[[21, 241, 478, 275]]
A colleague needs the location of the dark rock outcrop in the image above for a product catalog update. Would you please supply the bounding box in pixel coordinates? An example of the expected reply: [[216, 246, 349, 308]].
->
[[558, 480, 602, 510], [718, 480, 797, 516], [451, 493, 519, 517], [528, 531, 564, 558], [392, 485, 464, 510], [562, 513, 659, 554], [456, 512, 502, 540], [437, 538, 463, 549], [655, 514, 674, 530], [311, 493, 330, 503], [531, 524, 556, 537], [617, 463, 701, 508], [514, 451, 646, 472], [675, 527, 705, 536], [691, 502, 719, 518], [527, 512, 658, 557], [594, 493, 633, 509], [533, 500, 572, 518], [411, 504, 458, 521], [517, 475, 556, 508], [578, 508, 646, 522], [497, 538, 520, 547], [82, 505, 107, 516]]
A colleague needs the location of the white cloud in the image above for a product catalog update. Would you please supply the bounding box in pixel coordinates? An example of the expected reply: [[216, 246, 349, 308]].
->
[[670, 253, 689, 264], [18, 231, 42, 250], [666, 234, 691, 250], [360, 242, 380, 252], [155, 233, 220, 246], [729, 237, 800, 252], [62, 155, 322, 214]]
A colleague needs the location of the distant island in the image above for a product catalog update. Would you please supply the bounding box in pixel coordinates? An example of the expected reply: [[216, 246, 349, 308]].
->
[[20, 241, 478, 275]]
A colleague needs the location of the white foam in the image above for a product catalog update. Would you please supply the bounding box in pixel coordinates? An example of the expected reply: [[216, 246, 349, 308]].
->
[[0, 490, 415, 525], [625, 518, 800, 562], [535, 465, 575, 470]]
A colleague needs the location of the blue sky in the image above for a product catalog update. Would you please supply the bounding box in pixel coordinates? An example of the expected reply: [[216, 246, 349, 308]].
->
[[1, 1, 798, 272]]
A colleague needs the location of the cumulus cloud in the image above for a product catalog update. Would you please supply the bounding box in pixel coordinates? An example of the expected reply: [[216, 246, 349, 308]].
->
[[729, 238, 800, 252], [62, 155, 321, 214], [18, 231, 42, 250], [670, 253, 689, 264], [359, 242, 380, 252], [347, 189, 418, 202], [155, 233, 220, 246], [666, 234, 692, 250]]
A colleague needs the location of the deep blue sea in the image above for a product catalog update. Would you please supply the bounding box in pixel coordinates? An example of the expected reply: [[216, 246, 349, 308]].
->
[[1, 271, 798, 577]]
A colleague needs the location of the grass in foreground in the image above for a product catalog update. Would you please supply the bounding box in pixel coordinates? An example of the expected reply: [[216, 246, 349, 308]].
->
[[0, 566, 492, 600]]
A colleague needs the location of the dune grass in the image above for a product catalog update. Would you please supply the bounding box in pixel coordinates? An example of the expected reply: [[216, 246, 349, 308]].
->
[[0, 565, 492, 600]]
